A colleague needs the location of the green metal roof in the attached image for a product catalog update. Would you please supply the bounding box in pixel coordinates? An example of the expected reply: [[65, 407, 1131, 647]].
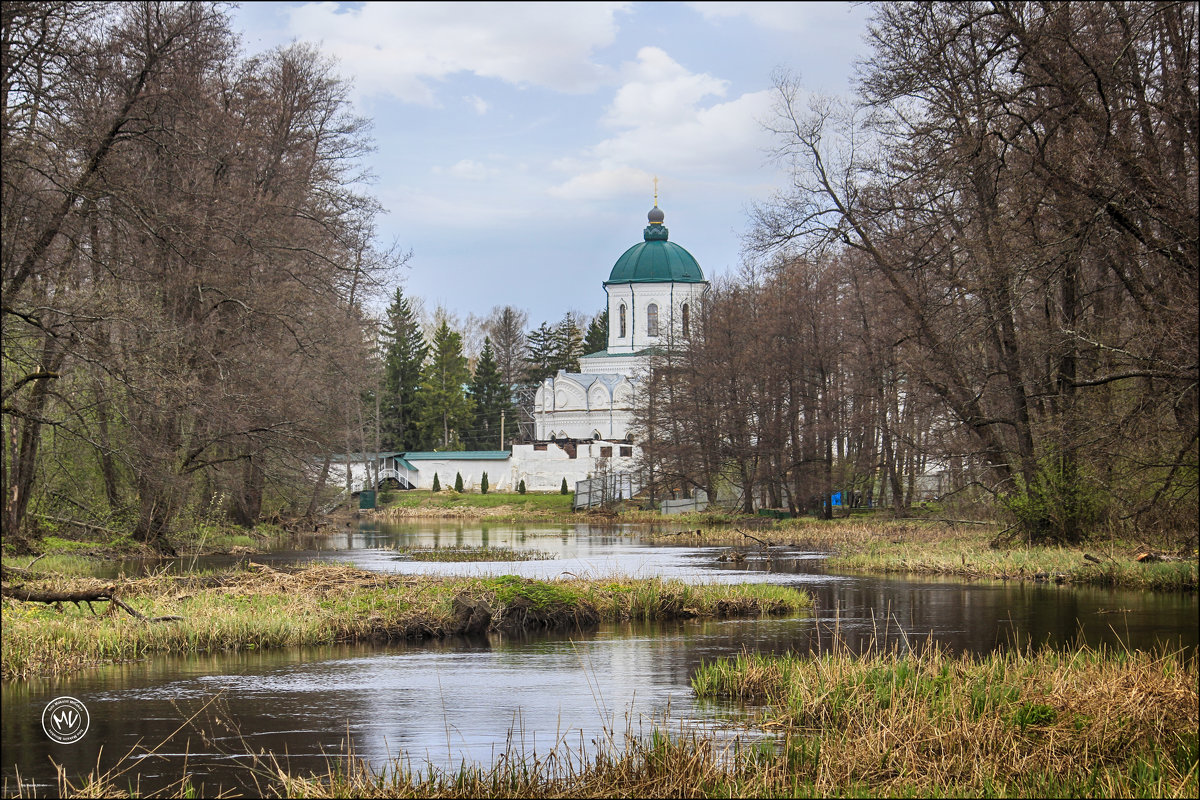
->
[[401, 451, 511, 460], [605, 209, 704, 285], [326, 451, 406, 463]]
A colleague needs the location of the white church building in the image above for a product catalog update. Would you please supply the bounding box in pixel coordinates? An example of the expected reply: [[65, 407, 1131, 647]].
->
[[326, 204, 709, 501], [533, 204, 708, 441]]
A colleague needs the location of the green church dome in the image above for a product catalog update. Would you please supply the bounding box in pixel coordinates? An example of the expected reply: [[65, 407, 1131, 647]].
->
[[605, 207, 704, 285]]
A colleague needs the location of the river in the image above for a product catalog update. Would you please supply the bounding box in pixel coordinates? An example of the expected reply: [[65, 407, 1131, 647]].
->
[[3, 521, 1195, 797]]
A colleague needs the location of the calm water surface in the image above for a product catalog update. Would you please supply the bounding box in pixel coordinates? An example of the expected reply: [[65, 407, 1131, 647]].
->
[[3, 522, 1196, 797]]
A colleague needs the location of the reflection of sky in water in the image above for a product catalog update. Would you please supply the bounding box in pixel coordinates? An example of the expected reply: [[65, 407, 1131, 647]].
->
[[279, 521, 840, 584], [93, 521, 844, 584], [7, 622, 796, 793], [4, 523, 1196, 795]]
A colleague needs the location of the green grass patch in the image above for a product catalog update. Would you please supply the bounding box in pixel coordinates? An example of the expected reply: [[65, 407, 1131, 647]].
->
[[390, 544, 555, 562], [2, 553, 107, 577], [1, 565, 811, 680], [376, 490, 576, 520], [37, 535, 106, 552]]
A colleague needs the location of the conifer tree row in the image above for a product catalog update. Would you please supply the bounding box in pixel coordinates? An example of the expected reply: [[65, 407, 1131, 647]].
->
[[417, 321, 474, 450], [467, 338, 513, 450], [379, 288, 428, 452]]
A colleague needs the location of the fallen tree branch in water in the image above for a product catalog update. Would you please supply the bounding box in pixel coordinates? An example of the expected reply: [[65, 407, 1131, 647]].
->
[[1, 583, 183, 622], [737, 529, 771, 548]]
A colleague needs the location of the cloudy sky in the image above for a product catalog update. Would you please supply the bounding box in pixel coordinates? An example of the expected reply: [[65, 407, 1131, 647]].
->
[[229, 2, 874, 327]]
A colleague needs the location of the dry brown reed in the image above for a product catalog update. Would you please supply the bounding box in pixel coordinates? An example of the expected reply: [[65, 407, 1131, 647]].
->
[[691, 640, 1199, 797], [639, 518, 1198, 591]]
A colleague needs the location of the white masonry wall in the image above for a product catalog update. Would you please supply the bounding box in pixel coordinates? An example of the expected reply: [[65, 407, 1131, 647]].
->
[[333, 442, 642, 494], [603, 281, 707, 354], [402, 458, 509, 492], [508, 441, 639, 492], [533, 375, 638, 440]]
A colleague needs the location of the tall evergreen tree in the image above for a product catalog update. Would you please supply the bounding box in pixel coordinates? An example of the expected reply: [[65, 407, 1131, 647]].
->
[[583, 309, 608, 355], [379, 287, 428, 451], [523, 321, 558, 383], [551, 312, 584, 373], [468, 338, 513, 449], [416, 320, 474, 449]]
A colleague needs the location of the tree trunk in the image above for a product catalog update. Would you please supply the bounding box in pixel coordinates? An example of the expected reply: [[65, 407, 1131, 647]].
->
[[305, 454, 332, 518], [133, 478, 179, 555], [3, 339, 63, 536], [230, 458, 264, 528]]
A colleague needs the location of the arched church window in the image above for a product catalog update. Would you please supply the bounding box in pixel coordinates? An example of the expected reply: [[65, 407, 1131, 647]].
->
[[647, 303, 659, 337], [681, 303, 690, 338], [619, 304, 626, 338]]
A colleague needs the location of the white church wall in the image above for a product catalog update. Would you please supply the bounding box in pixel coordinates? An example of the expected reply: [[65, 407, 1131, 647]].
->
[[577, 352, 644, 374], [604, 282, 706, 353], [534, 372, 638, 440], [332, 444, 642, 496], [402, 457, 510, 492], [509, 441, 639, 492], [535, 408, 635, 440]]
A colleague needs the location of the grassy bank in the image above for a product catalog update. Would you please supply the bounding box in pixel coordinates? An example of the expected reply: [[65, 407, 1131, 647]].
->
[[372, 489, 577, 520], [7, 521, 311, 560], [638, 517, 1199, 591], [40, 642, 1195, 798], [0, 563, 810, 680], [386, 544, 555, 561], [686, 644, 1198, 797]]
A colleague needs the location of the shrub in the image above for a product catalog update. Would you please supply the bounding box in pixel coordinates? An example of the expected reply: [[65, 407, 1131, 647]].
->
[[432, 474, 441, 492], [480, 472, 489, 494], [560, 477, 569, 495], [455, 472, 464, 493], [1002, 448, 1106, 545], [518, 479, 526, 495]]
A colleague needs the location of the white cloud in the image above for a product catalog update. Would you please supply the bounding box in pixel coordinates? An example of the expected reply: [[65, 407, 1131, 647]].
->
[[277, 2, 630, 104], [549, 48, 777, 199], [464, 95, 490, 115], [604, 47, 728, 128], [687, 1, 837, 34], [547, 166, 654, 200], [431, 159, 499, 181]]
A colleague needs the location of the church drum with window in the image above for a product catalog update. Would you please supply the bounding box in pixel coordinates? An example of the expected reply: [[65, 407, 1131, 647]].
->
[[534, 204, 709, 441]]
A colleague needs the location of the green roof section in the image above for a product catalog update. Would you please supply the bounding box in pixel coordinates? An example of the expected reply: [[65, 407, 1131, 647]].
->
[[327, 451, 407, 463], [401, 451, 511, 460], [605, 207, 705, 285]]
